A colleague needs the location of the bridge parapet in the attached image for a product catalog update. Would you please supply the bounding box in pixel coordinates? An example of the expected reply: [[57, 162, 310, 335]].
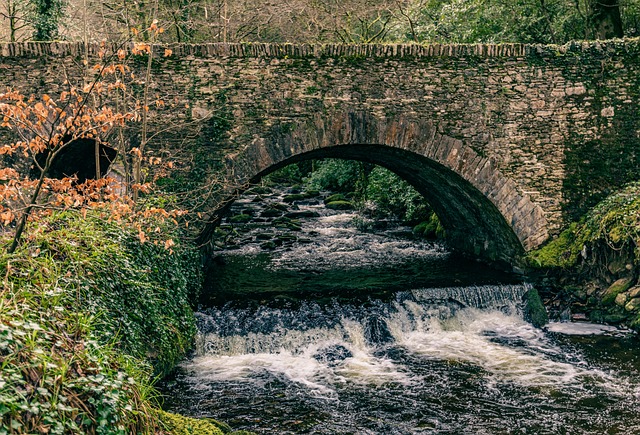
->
[[2, 39, 640, 263]]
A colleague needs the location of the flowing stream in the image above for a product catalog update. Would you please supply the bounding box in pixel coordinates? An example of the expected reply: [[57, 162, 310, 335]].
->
[[159, 188, 640, 434]]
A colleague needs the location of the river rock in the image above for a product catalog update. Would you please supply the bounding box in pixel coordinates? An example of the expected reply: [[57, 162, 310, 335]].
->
[[313, 344, 353, 366], [261, 208, 283, 218], [283, 194, 305, 203], [363, 315, 394, 345], [324, 193, 347, 204], [228, 214, 253, 224], [260, 241, 277, 250], [246, 186, 272, 195], [255, 233, 273, 240], [285, 210, 320, 219], [277, 235, 298, 242], [522, 288, 548, 328], [615, 293, 628, 307], [602, 277, 635, 305], [627, 286, 640, 299], [326, 200, 354, 210], [625, 297, 640, 312]]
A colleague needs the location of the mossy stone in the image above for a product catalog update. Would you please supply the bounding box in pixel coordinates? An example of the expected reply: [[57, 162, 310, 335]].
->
[[157, 409, 225, 435], [228, 214, 252, 224], [625, 297, 640, 312], [285, 210, 320, 218], [522, 288, 548, 328], [255, 233, 273, 240], [261, 208, 283, 218], [602, 277, 634, 305], [246, 186, 272, 195], [326, 200, 354, 210], [283, 194, 305, 203], [304, 189, 320, 198], [324, 193, 346, 204], [260, 241, 277, 250]]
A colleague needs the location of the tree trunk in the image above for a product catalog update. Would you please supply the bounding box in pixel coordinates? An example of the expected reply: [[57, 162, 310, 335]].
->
[[590, 0, 623, 39]]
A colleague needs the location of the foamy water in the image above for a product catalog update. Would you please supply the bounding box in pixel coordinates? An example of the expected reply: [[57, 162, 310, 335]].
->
[[162, 188, 640, 434]]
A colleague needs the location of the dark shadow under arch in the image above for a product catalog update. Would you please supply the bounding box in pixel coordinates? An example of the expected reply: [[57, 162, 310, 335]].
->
[[199, 112, 549, 269]]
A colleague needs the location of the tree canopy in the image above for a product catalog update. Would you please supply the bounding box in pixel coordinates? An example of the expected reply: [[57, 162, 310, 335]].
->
[[1, 0, 638, 44]]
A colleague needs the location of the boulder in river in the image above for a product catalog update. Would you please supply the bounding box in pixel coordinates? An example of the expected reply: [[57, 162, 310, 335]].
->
[[326, 200, 354, 210]]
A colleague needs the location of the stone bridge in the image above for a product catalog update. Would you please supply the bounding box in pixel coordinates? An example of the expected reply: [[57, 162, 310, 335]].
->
[[1, 40, 640, 265]]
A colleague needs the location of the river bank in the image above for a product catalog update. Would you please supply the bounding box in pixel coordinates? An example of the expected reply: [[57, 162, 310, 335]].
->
[[528, 182, 640, 330], [0, 208, 250, 434]]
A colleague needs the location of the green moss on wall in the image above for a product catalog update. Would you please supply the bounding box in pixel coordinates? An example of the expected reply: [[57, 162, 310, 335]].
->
[[528, 181, 640, 270]]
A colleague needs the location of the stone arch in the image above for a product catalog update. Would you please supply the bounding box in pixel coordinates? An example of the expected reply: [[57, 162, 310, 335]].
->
[[206, 112, 549, 267]]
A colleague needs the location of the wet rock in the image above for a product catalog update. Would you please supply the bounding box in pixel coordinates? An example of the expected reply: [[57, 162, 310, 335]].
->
[[260, 241, 277, 250], [324, 193, 347, 204], [273, 217, 292, 227], [615, 293, 628, 307], [285, 210, 320, 219], [283, 194, 305, 203], [602, 312, 628, 324], [255, 233, 274, 240], [313, 344, 353, 366], [625, 297, 640, 312], [261, 208, 283, 218], [628, 286, 640, 299], [271, 203, 289, 211], [228, 214, 253, 224], [522, 288, 548, 328], [363, 315, 394, 345], [326, 200, 354, 210], [246, 186, 272, 195], [602, 277, 634, 305], [277, 235, 298, 242]]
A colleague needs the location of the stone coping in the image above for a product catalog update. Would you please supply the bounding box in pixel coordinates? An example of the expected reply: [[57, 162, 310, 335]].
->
[[1, 38, 639, 59]]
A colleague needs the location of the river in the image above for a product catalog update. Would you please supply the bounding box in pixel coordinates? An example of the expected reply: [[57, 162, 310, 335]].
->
[[159, 187, 640, 434]]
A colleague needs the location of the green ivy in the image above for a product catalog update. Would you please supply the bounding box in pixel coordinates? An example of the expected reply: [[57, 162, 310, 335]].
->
[[0, 206, 201, 433]]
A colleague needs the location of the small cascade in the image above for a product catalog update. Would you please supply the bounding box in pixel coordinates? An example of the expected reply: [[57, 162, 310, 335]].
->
[[411, 283, 530, 309], [161, 185, 640, 435]]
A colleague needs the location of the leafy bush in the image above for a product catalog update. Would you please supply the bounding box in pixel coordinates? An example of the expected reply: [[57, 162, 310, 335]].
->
[[265, 164, 304, 185], [304, 159, 363, 193], [0, 207, 201, 434], [365, 166, 431, 223], [528, 182, 640, 269]]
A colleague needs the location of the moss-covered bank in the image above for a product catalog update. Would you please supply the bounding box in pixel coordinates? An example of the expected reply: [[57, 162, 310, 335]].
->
[[528, 182, 640, 328], [0, 209, 244, 434]]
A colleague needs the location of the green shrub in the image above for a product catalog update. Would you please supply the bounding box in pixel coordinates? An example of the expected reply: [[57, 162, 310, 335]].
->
[[365, 166, 431, 223], [0, 207, 201, 434], [304, 159, 362, 192]]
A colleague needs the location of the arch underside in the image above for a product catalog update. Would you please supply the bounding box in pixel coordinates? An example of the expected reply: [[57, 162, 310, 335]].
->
[[205, 112, 549, 267]]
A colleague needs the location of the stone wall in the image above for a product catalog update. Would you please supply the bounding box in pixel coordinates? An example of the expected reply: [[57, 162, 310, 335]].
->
[[1, 40, 639, 263]]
